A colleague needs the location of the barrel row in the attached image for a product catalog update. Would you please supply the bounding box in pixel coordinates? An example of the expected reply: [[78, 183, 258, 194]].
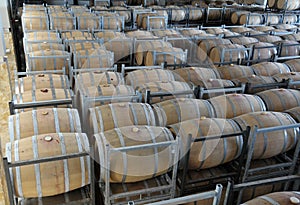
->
[[7, 104, 300, 202]]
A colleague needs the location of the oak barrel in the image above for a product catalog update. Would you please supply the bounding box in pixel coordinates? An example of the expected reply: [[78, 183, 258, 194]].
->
[[153, 98, 215, 126], [75, 71, 124, 90], [277, 40, 300, 57], [145, 47, 186, 66], [49, 13, 75, 30], [209, 44, 248, 64], [125, 69, 176, 89], [103, 37, 133, 62], [208, 93, 266, 118], [246, 42, 277, 61], [251, 62, 290, 76], [257, 88, 300, 111], [284, 59, 300, 72], [8, 108, 81, 141], [268, 0, 300, 10], [69, 41, 103, 53], [285, 106, 300, 122], [233, 111, 298, 159], [215, 64, 255, 80], [75, 48, 114, 69], [198, 39, 232, 61], [243, 191, 300, 205], [94, 126, 175, 183], [135, 40, 172, 65], [16, 74, 70, 94], [254, 35, 282, 43], [94, 31, 126, 43], [273, 72, 300, 88], [6, 132, 90, 197], [24, 42, 65, 54], [88, 102, 157, 133], [230, 37, 259, 45], [27, 50, 70, 72], [231, 75, 277, 94], [169, 117, 243, 169], [173, 67, 220, 84]]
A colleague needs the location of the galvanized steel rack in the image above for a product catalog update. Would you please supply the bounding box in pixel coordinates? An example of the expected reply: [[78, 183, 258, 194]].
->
[[96, 136, 180, 205]]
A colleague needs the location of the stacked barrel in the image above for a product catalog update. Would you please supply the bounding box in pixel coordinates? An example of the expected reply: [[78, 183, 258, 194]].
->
[[5, 1, 300, 205]]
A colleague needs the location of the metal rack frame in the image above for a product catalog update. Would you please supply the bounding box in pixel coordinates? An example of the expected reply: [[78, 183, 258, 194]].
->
[[2, 137, 95, 205], [177, 128, 250, 196], [244, 79, 289, 94], [146, 184, 223, 205], [144, 88, 195, 104], [196, 84, 246, 99], [213, 47, 251, 66], [239, 123, 300, 183], [74, 93, 141, 134], [143, 15, 168, 31], [97, 136, 180, 205]]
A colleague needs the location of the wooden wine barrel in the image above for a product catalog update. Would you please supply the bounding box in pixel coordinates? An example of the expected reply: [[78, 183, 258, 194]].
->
[[208, 93, 266, 118], [110, 6, 132, 23], [126, 30, 155, 39], [94, 126, 175, 183], [205, 28, 237, 36], [232, 75, 277, 94], [198, 78, 235, 90], [230, 37, 259, 45], [283, 14, 298, 24], [173, 67, 220, 84], [251, 62, 290, 76], [24, 42, 65, 54], [285, 106, 300, 122], [153, 98, 215, 126], [6, 132, 90, 198], [169, 117, 243, 169], [89, 102, 157, 133], [198, 39, 232, 61], [136, 12, 157, 28], [21, 15, 48, 31], [269, 0, 300, 10], [207, 9, 223, 21], [104, 37, 133, 62], [141, 15, 167, 31], [69, 41, 103, 53], [24, 31, 60, 42], [246, 42, 277, 61], [257, 88, 300, 112], [75, 48, 114, 69], [231, 11, 250, 24], [282, 33, 300, 42], [179, 29, 206, 37], [125, 69, 176, 89], [136, 81, 193, 103], [284, 59, 300, 72], [135, 40, 172, 65], [229, 27, 253, 34], [233, 111, 297, 159], [152, 29, 181, 38], [77, 14, 101, 30], [49, 13, 75, 30], [254, 35, 282, 43], [273, 72, 300, 87], [15, 74, 69, 94], [265, 14, 281, 25], [215, 64, 255, 80], [77, 84, 135, 105], [75, 71, 124, 90], [94, 31, 126, 42], [13, 88, 73, 111], [243, 192, 300, 205], [27, 50, 70, 72], [277, 40, 300, 57], [98, 15, 123, 31], [60, 31, 92, 40], [184, 5, 203, 20], [8, 108, 81, 141], [209, 44, 248, 64], [145, 47, 186, 66], [166, 5, 186, 21]]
